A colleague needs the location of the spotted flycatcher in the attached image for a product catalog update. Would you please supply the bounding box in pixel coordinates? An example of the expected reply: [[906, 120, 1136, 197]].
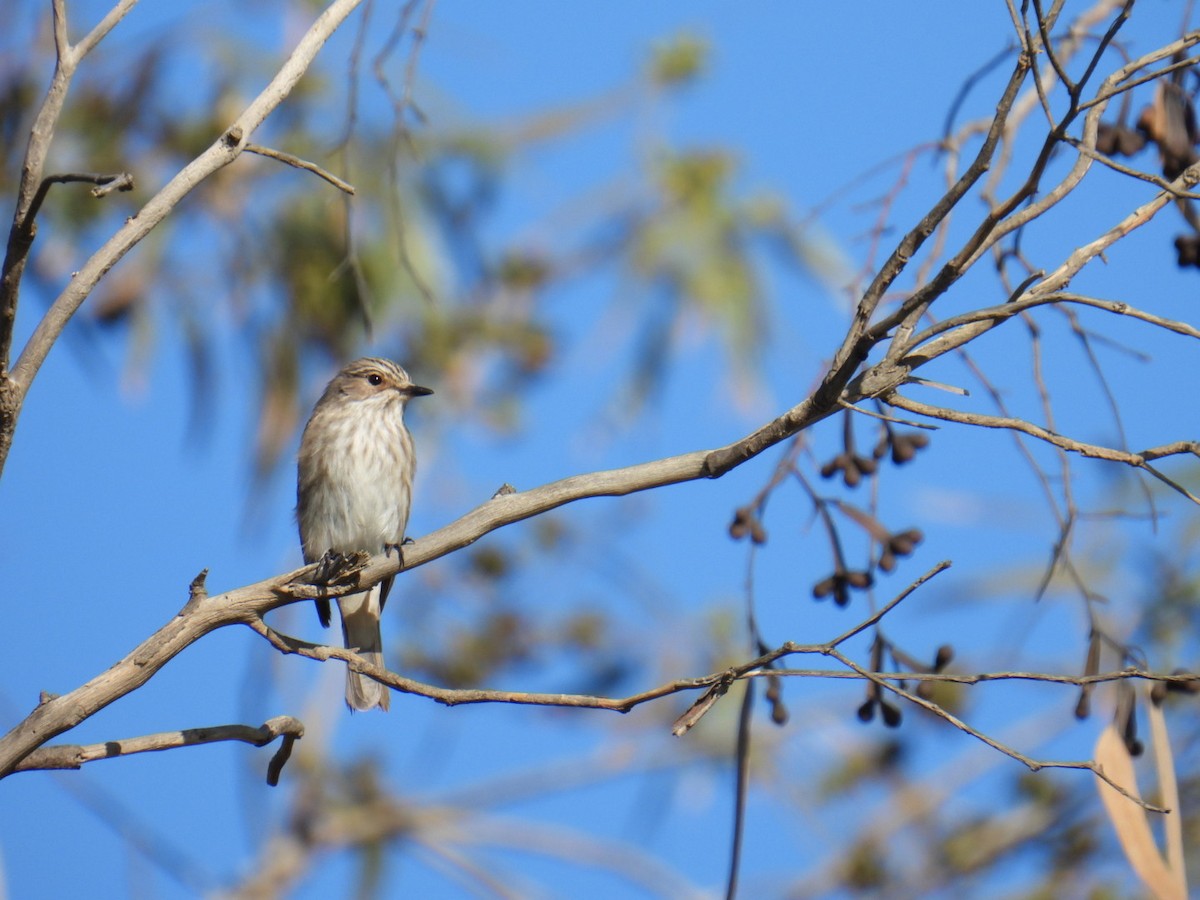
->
[[297, 357, 432, 711]]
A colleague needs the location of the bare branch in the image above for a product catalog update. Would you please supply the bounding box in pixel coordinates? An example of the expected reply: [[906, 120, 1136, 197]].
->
[[0, 0, 368, 479], [824, 646, 1168, 813], [900, 291, 1200, 361], [0, 0, 142, 372], [243, 142, 356, 194], [25, 172, 134, 226], [11, 716, 304, 779], [50, 0, 69, 61], [827, 560, 952, 646], [885, 392, 1200, 506], [75, 0, 142, 59], [1067, 136, 1200, 199], [801, 50, 1032, 423]]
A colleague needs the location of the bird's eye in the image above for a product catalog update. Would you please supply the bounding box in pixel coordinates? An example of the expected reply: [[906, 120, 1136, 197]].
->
[[367, 373, 383, 386]]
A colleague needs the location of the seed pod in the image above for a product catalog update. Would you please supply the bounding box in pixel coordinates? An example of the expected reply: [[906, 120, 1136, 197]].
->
[[749, 519, 768, 545], [1074, 687, 1092, 720], [728, 508, 749, 540], [856, 699, 876, 722], [880, 701, 903, 728], [766, 676, 789, 725], [933, 644, 954, 671], [820, 456, 846, 480], [842, 462, 862, 488], [845, 570, 874, 590], [813, 575, 837, 599], [1151, 682, 1167, 706], [1165, 669, 1200, 695]]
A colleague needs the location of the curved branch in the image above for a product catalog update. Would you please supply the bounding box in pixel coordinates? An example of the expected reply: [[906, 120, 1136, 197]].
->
[[0, 404, 831, 778], [3, 277, 1195, 779]]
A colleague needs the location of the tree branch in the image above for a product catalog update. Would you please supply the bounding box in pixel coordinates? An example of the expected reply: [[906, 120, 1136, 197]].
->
[[10, 716, 304, 784], [0, 0, 367, 480], [0, 0, 141, 373], [243, 142, 356, 194], [2, 312, 1195, 778], [883, 392, 1200, 506], [823, 645, 1166, 813]]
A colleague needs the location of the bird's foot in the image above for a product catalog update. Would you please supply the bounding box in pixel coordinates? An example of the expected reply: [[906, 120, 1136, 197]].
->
[[313, 549, 370, 586], [384, 539, 413, 566]]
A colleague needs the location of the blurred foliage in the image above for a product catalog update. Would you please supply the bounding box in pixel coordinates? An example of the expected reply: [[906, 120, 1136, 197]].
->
[[5, 2, 1200, 899], [648, 32, 709, 87], [0, 12, 829, 481]]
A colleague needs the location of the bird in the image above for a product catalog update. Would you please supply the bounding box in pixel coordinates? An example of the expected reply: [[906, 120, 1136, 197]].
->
[[296, 357, 432, 711]]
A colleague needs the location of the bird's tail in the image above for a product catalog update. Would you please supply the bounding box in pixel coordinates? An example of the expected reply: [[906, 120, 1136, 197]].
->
[[338, 586, 390, 712]]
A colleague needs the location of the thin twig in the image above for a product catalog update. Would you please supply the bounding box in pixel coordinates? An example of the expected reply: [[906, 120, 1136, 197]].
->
[[725, 680, 754, 900], [884, 393, 1200, 506], [824, 646, 1166, 813], [25, 172, 134, 226], [838, 398, 938, 429], [827, 561, 952, 647], [243, 143, 356, 194]]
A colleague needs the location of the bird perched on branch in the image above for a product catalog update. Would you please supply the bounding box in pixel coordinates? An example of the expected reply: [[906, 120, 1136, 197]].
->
[[297, 357, 433, 711]]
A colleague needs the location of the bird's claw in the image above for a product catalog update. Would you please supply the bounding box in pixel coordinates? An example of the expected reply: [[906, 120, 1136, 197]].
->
[[313, 549, 369, 586]]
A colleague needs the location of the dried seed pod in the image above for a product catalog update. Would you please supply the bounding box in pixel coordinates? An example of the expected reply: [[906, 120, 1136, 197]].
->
[[1074, 687, 1092, 720], [730, 505, 768, 543], [1117, 687, 1142, 756], [1165, 669, 1200, 695], [820, 455, 848, 479], [1175, 234, 1200, 269], [842, 461, 862, 488], [766, 675, 788, 725], [1083, 631, 1101, 678], [1115, 127, 1146, 156], [888, 529, 924, 557], [729, 507, 750, 540], [820, 451, 877, 488], [890, 432, 929, 465], [1075, 632, 1101, 719], [814, 568, 872, 607], [845, 570, 874, 590], [1096, 121, 1120, 154], [812, 575, 838, 599], [933, 645, 954, 672], [880, 701, 903, 728], [856, 699, 876, 722], [771, 702, 789, 725], [832, 580, 850, 607]]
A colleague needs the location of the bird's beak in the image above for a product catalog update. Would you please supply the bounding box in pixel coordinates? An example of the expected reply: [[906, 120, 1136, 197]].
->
[[404, 384, 434, 397]]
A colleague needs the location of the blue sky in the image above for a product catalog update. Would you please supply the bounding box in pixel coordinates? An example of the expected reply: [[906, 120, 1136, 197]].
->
[[2, 2, 1198, 898]]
